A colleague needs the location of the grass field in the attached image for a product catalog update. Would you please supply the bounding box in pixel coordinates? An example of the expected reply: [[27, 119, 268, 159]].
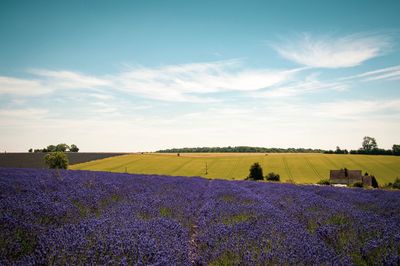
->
[[70, 153, 400, 184]]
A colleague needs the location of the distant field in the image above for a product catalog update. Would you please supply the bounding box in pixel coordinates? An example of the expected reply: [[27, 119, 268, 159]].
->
[[0, 152, 127, 169], [70, 153, 400, 184]]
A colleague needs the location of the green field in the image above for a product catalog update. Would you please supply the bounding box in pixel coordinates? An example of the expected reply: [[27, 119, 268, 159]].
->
[[70, 153, 400, 184]]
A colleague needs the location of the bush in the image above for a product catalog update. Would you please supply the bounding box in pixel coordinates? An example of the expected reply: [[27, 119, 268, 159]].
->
[[69, 144, 79, 152], [44, 152, 69, 169], [265, 172, 280, 181], [393, 177, 400, 189], [352, 181, 363, 188], [371, 176, 379, 188], [247, 162, 263, 181], [317, 179, 330, 185]]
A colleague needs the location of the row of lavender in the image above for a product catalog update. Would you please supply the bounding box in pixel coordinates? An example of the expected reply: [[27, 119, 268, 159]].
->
[[1, 168, 399, 265]]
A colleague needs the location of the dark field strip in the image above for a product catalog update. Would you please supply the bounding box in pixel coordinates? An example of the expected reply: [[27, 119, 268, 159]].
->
[[0, 153, 127, 169], [0, 168, 399, 265], [305, 156, 322, 179]]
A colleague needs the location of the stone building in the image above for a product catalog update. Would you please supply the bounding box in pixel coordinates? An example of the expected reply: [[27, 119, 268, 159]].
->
[[330, 168, 372, 186]]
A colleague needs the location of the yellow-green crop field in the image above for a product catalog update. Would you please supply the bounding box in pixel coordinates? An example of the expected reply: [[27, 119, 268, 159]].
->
[[70, 153, 400, 184]]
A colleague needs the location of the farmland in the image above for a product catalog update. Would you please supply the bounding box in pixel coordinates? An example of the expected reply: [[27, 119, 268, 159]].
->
[[1, 168, 399, 264], [0, 152, 126, 169], [70, 153, 400, 185]]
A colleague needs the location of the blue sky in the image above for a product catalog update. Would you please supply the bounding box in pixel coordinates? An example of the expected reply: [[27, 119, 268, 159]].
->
[[1, 0, 400, 151]]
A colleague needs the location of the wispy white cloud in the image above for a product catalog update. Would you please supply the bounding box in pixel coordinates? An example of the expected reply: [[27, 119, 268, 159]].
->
[[0, 108, 48, 118], [334, 65, 400, 84], [253, 62, 400, 100], [87, 92, 115, 100], [0, 70, 110, 96], [30, 69, 111, 89], [310, 99, 400, 120], [0, 108, 49, 129], [254, 73, 347, 98], [0, 76, 51, 95], [357, 65, 400, 81], [113, 60, 299, 102], [0, 61, 300, 102], [272, 33, 391, 68]]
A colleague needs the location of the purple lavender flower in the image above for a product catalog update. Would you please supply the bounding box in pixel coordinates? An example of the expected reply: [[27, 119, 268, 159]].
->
[[1, 167, 399, 265]]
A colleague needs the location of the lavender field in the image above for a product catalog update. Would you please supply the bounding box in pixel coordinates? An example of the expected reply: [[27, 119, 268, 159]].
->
[[1, 168, 399, 265]]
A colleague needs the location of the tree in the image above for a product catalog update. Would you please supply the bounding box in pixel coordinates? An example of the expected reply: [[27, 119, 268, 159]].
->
[[371, 176, 379, 188], [44, 152, 69, 169], [265, 172, 280, 181], [352, 181, 363, 188], [336, 146, 341, 153], [317, 179, 330, 185], [55, 143, 69, 152], [69, 144, 79, 152], [28, 148, 33, 153], [46, 145, 56, 152], [362, 136, 377, 152], [393, 177, 400, 189], [334, 146, 348, 154], [247, 162, 263, 181], [393, 144, 400, 155]]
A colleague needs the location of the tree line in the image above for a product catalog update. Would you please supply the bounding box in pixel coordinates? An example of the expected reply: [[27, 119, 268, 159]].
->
[[29, 143, 79, 153], [324, 136, 400, 156], [158, 137, 399, 156], [157, 146, 325, 153]]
